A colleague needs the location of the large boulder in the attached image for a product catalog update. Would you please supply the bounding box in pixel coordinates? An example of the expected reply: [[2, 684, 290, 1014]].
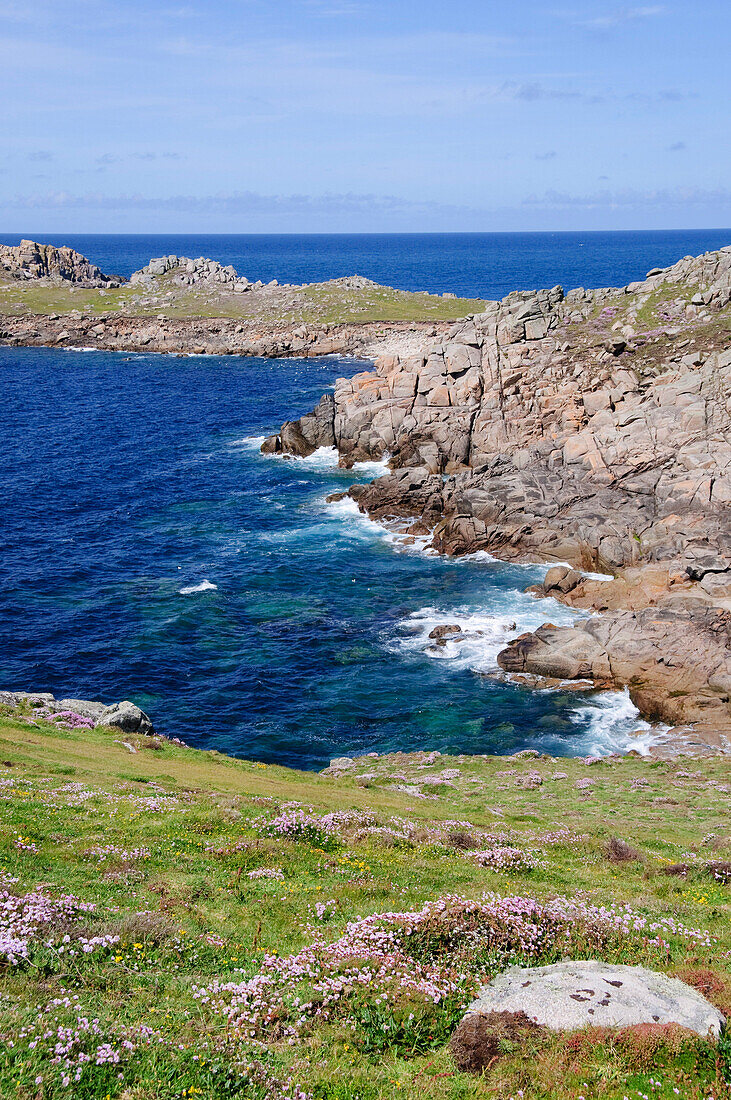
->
[[463, 961, 725, 1038], [97, 701, 155, 736]]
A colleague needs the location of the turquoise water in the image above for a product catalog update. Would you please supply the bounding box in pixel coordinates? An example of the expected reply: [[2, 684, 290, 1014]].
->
[[0, 346, 656, 768]]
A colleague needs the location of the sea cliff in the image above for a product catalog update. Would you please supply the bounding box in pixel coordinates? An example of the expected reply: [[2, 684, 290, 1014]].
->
[[265, 246, 731, 753]]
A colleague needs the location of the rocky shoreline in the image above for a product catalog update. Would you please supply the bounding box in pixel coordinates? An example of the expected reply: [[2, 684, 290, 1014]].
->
[[264, 246, 731, 757], [2, 239, 730, 759], [0, 309, 444, 361], [0, 240, 471, 360]]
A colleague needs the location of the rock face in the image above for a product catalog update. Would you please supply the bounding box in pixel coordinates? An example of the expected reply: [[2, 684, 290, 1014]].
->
[[0, 690, 155, 736], [497, 602, 731, 730], [130, 254, 259, 292], [0, 240, 121, 287], [465, 961, 725, 1038], [265, 246, 731, 742]]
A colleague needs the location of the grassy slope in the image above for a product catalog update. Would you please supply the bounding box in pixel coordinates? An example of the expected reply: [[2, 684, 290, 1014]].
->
[[0, 709, 729, 1099], [0, 277, 486, 325]]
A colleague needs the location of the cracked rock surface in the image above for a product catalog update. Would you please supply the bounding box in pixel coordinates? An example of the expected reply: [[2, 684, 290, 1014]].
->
[[465, 961, 725, 1037], [266, 247, 731, 747]]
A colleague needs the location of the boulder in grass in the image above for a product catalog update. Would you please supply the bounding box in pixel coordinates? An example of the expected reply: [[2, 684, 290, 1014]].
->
[[97, 701, 155, 736], [463, 961, 725, 1039]]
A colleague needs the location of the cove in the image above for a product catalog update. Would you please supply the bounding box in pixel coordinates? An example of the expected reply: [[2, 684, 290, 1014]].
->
[[0, 346, 656, 769]]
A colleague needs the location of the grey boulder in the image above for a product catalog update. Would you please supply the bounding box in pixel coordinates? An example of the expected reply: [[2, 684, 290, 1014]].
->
[[464, 960, 725, 1038], [97, 701, 155, 736]]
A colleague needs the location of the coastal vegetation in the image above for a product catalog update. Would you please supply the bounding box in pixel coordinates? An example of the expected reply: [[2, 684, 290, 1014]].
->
[[0, 271, 486, 326], [0, 703, 729, 1099]]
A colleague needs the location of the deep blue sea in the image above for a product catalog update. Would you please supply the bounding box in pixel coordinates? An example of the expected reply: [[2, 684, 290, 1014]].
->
[[3, 230, 725, 768], [1, 229, 729, 299]]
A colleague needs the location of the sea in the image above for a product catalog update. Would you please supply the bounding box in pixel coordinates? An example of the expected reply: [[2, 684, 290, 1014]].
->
[[1, 229, 729, 769]]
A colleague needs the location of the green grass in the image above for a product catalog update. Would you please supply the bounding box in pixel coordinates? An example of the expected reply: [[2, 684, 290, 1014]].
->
[[634, 282, 701, 329], [0, 277, 486, 325], [0, 707, 729, 1099]]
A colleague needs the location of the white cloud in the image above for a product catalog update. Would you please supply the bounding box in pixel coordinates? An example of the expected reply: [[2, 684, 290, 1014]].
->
[[561, 5, 665, 30], [522, 185, 731, 209]]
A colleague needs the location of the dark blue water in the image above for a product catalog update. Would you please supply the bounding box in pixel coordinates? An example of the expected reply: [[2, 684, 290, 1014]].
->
[[1, 230, 729, 299], [0, 346, 655, 768]]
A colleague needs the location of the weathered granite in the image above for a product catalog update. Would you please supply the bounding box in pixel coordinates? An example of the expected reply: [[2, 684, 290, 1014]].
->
[[0, 690, 155, 736], [264, 246, 731, 746], [0, 240, 121, 287], [464, 960, 725, 1038]]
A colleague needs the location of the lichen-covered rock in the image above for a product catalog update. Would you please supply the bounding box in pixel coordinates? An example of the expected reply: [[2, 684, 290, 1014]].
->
[[464, 961, 725, 1038], [0, 240, 121, 287]]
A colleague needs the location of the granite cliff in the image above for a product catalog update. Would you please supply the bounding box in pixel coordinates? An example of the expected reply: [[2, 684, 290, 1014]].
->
[[0, 239, 122, 287], [264, 247, 731, 752]]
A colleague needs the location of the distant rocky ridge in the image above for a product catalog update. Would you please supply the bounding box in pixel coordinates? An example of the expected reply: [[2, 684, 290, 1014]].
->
[[0, 239, 122, 287], [0, 241, 389, 300], [265, 246, 731, 751], [0, 243, 450, 358], [130, 253, 264, 292]]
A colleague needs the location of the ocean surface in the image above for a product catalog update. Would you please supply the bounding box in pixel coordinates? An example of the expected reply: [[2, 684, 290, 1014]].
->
[[1, 345, 659, 769], [1, 229, 730, 300], [3, 231, 718, 767]]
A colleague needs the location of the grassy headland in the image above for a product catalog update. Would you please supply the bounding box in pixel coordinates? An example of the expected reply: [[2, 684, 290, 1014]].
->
[[0, 273, 486, 326], [0, 703, 729, 1099]]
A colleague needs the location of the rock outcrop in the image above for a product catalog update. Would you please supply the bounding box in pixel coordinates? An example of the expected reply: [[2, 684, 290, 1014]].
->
[[463, 961, 725, 1038], [0, 240, 121, 287], [130, 254, 262, 292], [264, 247, 731, 744], [0, 690, 155, 736]]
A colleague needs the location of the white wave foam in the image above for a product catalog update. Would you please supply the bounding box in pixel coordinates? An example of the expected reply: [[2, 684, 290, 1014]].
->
[[229, 434, 267, 449], [568, 689, 665, 756], [296, 446, 340, 468], [388, 598, 579, 674], [351, 456, 390, 478], [324, 496, 438, 553], [179, 580, 218, 595]]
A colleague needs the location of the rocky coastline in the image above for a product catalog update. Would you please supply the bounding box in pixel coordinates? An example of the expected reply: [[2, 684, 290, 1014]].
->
[[2, 239, 730, 758], [264, 246, 731, 757], [0, 241, 471, 360], [0, 309, 443, 360]]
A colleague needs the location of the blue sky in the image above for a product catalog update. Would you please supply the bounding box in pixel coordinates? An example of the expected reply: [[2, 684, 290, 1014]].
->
[[1, 0, 729, 232]]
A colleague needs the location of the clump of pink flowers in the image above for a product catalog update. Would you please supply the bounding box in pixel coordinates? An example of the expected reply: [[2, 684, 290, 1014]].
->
[[472, 846, 541, 873], [14, 1001, 155, 1091], [35, 708, 95, 730], [254, 809, 344, 848], [82, 845, 151, 862], [0, 887, 109, 965], [247, 868, 284, 880], [312, 899, 338, 921], [14, 836, 39, 853], [194, 892, 713, 1045]]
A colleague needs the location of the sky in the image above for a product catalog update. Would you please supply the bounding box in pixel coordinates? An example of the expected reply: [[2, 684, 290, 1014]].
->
[[1, 0, 729, 233]]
